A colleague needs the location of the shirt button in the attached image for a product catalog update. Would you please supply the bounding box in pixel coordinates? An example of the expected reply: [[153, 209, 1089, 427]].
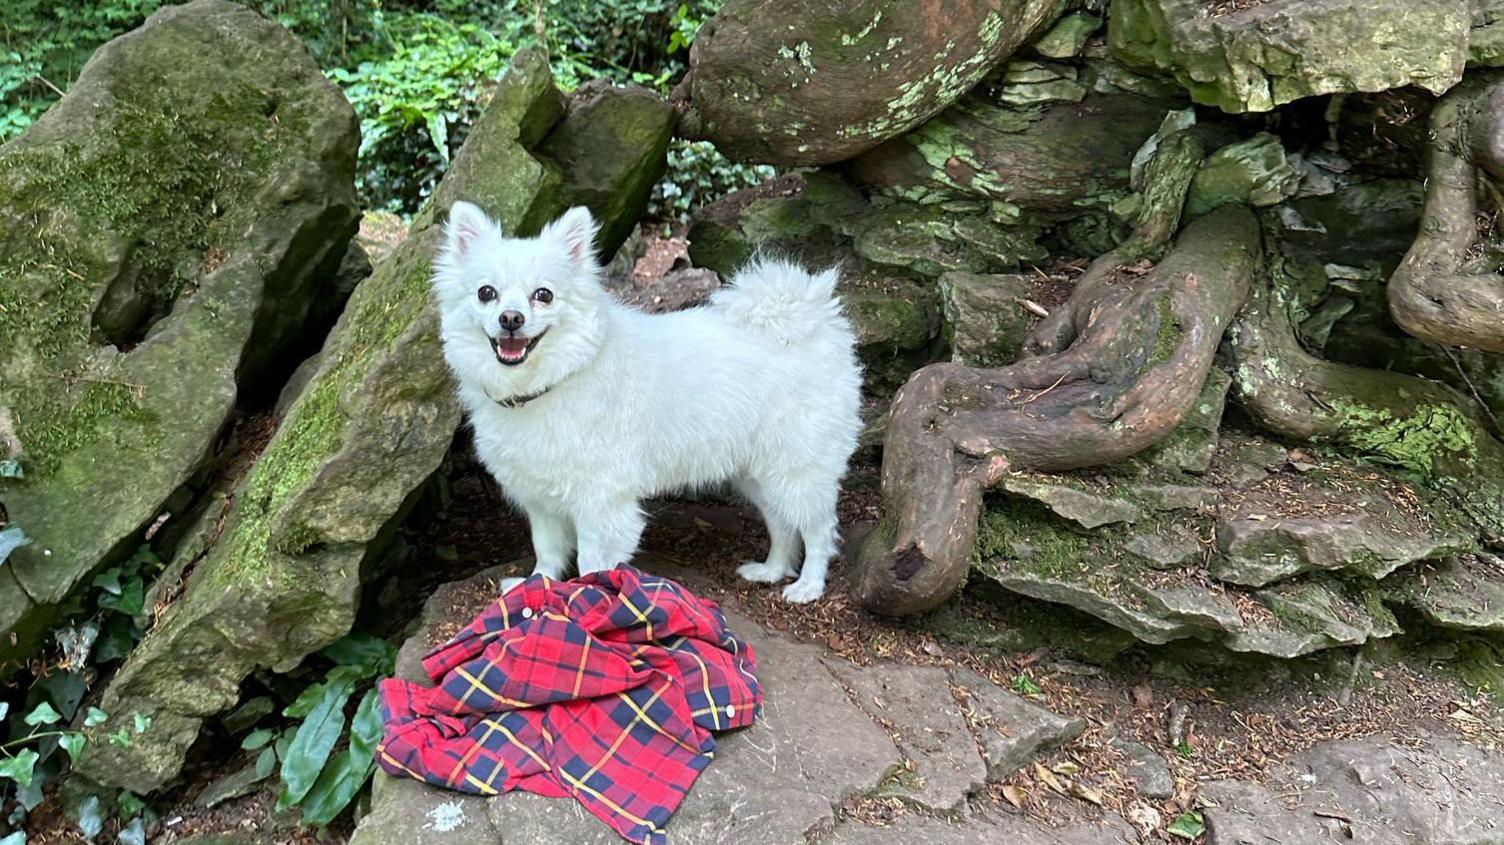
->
[[725, 705, 735, 718], [521, 607, 534, 619]]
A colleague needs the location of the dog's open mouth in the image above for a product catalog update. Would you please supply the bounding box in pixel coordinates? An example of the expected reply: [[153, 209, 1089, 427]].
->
[[488, 330, 546, 366]]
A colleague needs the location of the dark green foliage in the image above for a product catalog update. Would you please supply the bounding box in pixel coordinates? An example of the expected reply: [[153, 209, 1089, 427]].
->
[[3, 0, 739, 217]]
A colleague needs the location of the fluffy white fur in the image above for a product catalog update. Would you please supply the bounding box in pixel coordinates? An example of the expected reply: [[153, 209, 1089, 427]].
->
[[432, 201, 863, 602]]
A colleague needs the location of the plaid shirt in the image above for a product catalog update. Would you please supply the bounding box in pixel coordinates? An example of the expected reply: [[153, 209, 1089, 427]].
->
[[376, 565, 762, 844]]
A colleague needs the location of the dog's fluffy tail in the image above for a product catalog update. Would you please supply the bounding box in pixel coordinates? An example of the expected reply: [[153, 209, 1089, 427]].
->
[[709, 256, 849, 347]]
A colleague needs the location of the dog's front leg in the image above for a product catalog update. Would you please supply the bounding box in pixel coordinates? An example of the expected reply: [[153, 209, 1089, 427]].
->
[[526, 507, 576, 580], [574, 499, 646, 575]]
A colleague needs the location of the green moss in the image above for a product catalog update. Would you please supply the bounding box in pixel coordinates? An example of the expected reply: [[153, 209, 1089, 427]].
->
[[212, 235, 438, 584], [975, 495, 1094, 580], [1328, 400, 1479, 476], [12, 382, 156, 475], [0, 84, 284, 477], [1148, 290, 1181, 366]]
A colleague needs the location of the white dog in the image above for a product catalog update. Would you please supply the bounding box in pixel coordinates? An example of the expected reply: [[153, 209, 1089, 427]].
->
[[431, 201, 863, 602]]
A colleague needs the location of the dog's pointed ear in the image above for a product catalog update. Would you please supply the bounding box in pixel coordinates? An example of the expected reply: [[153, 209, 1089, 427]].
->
[[546, 206, 599, 266], [446, 200, 494, 261]]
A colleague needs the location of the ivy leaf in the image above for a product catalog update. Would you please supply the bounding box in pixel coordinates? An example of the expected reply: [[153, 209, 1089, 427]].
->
[[117, 817, 146, 845], [296, 689, 383, 826], [100, 577, 145, 616], [0, 831, 25, 845], [0, 458, 22, 478], [117, 791, 146, 819], [58, 733, 85, 763], [94, 615, 140, 663], [0, 701, 9, 721], [84, 707, 108, 727], [1167, 811, 1206, 840], [132, 713, 151, 734], [277, 678, 354, 809], [242, 728, 275, 750], [76, 794, 104, 839], [24, 702, 61, 726], [0, 525, 30, 565], [91, 567, 123, 595], [320, 635, 396, 675], [0, 749, 39, 787], [256, 746, 277, 780]]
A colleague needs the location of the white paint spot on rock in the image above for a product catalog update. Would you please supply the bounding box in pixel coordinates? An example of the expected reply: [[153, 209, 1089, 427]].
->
[[425, 801, 467, 833]]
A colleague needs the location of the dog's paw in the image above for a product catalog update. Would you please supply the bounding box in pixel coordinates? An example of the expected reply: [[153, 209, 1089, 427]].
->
[[738, 561, 793, 584], [781, 577, 825, 604]]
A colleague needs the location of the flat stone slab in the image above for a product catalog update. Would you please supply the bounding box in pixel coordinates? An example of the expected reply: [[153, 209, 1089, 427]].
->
[[1382, 553, 1504, 632], [1202, 734, 1504, 845], [951, 667, 1085, 782], [826, 662, 986, 812], [827, 808, 1136, 845]]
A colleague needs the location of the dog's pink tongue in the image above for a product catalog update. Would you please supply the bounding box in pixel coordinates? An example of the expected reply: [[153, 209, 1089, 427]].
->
[[497, 337, 529, 360]]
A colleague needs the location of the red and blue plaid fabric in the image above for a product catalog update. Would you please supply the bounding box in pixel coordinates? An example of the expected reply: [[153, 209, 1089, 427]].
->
[[376, 565, 762, 845]]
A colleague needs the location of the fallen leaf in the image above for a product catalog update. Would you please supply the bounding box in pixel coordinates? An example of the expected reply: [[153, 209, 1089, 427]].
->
[[1127, 802, 1162, 835], [1167, 811, 1206, 840], [1002, 784, 1027, 809], [1074, 783, 1104, 806], [1034, 762, 1066, 794]]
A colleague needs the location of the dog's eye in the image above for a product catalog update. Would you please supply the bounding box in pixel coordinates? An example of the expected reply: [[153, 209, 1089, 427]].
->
[[532, 288, 554, 304], [477, 285, 497, 303]]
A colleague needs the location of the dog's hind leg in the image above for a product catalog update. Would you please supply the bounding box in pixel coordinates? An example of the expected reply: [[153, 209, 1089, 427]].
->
[[575, 499, 646, 575], [735, 478, 800, 584], [526, 507, 576, 580], [777, 480, 841, 604]]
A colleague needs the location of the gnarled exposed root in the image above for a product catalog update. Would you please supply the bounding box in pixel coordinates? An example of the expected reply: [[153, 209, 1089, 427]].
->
[[850, 205, 1260, 616], [1231, 221, 1504, 546], [1389, 76, 1504, 354]]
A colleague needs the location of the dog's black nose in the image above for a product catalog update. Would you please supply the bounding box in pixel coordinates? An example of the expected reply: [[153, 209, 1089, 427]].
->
[[500, 310, 525, 332]]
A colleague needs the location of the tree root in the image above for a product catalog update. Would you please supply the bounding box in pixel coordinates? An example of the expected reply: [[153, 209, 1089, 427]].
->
[[1389, 75, 1504, 353], [850, 205, 1260, 616], [1230, 220, 1504, 546]]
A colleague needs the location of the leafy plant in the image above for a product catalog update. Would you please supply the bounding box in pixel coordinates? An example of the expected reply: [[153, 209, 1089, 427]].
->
[[1166, 810, 1206, 840], [251, 634, 397, 826], [1010, 673, 1046, 697], [650, 139, 775, 220]]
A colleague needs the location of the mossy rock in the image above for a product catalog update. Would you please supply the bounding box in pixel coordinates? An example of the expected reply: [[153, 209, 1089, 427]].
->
[[536, 79, 675, 261], [937, 272, 1035, 368], [74, 50, 564, 795], [0, 0, 359, 670], [674, 0, 1070, 164], [687, 172, 1066, 391], [849, 89, 1178, 216], [1108, 0, 1468, 114], [972, 439, 1480, 657]]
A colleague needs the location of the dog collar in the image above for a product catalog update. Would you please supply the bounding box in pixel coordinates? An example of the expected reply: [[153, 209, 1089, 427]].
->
[[493, 386, 550, 409]]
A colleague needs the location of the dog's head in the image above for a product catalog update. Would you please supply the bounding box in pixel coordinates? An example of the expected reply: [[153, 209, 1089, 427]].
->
[[433, 202, 607, 395]]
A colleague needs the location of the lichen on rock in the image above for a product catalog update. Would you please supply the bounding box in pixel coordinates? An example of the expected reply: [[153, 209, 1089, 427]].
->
[[1108, 0, 1469, 113]]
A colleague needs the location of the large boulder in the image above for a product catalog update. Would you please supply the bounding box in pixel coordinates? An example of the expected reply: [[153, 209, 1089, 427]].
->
[[75, 50, 674, 794], [537, 79, 675, 260], [674, 0, 1070, 165], [848, 90, 1179, 215], [1108, 0, 1469, 113], [0, 0, 358, 670]]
